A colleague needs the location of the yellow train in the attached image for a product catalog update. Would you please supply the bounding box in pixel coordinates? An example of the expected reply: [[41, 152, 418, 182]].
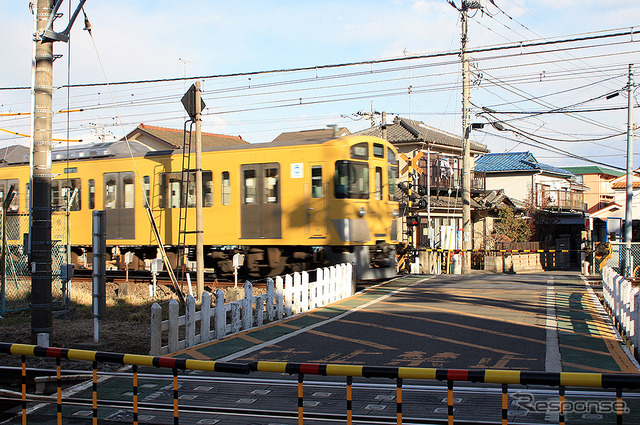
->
[[0, 134, 400, 280]]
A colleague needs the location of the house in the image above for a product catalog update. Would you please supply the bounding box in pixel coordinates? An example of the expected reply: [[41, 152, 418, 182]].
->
[[123, 123, 249, 150], [563, 166, 624, 213], [474, 151, 588, 267], [587, 169, 640, 241]]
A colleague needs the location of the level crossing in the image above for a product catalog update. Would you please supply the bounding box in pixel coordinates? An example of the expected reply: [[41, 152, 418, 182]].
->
[[2, 271, 639, 424]]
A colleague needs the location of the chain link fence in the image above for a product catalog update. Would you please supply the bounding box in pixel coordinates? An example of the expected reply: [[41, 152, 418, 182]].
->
[[593, 241, 640, 278], [1, 212, 68, 315]]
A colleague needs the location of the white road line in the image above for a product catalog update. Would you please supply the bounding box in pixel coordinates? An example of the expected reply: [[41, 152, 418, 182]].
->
[[545, 277, 561, 372]]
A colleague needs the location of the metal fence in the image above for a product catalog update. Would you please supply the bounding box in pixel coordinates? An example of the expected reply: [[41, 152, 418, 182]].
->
[[595, 242, 640, 278], [0, 212, 68, 315], [1, 342, 639, 424]]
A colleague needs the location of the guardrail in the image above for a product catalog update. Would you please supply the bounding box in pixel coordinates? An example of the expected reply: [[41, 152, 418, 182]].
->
[[602, 266, 640, 358], [2, 342, 639, 425], [150, 263, 353, 355]]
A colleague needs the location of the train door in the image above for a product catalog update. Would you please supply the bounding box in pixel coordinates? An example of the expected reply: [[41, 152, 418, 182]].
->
[[104, 172, 135, 239], [241, 163, 281, 239], [307, 163, 327, 237]]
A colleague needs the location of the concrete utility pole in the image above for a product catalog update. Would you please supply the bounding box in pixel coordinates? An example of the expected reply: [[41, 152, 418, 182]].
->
[[461, 5, 472, 274], [31, 0, 87, 344], [31, 0, 55, 344], [195, 81, 205, 297], [625, 65, 635, 243]]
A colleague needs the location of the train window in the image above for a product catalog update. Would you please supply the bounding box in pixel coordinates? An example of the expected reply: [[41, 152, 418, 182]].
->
[[311, 166, 323, 198], [52, 178, 81, 211], [0, 179, 19, 212], [334, 160, 369, 199], [124, 175, 135, 209], [388, 164, 398, 201], [264, 168, 279, 204], [222, 171, 230, 205], [88, 179, 95, 209], [160, 171, 212, 208], [143, 176, 150, 207], [388, 147, 396, 165], [350, 142, 368, 160], [373, 143, 384, 158], [375, 167, 382, 200], [204, 172, 213, 207], [243, 169, 257, 205], [105, 177, 117, 209]]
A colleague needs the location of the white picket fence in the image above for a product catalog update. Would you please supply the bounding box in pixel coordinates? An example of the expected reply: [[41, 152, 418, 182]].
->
[[150, 263, 353, 356], [601, 266, 639, 357]]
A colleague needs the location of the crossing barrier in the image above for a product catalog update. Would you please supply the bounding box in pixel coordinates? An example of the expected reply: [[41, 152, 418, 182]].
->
[[2, 342, 639, 425]]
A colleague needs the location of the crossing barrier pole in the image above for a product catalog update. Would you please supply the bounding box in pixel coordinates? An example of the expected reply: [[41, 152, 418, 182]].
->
[[21, 355, 26, 425], [396, 377, 403, 424], [173, 368, 179, 425], [346, 376, 353, 425], [447, 380, 454, 425], [56, 358, 61, 425], [92, 361, 97, 425], [133, 364, 139, 425], [297, 373, 304, 425], [501, 384, 508, 425], [559, 385, 565, 425]]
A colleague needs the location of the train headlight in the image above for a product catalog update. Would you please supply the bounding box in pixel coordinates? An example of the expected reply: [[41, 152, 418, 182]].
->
[[358, 207, 366, 217], [392, 209, 400, 218]]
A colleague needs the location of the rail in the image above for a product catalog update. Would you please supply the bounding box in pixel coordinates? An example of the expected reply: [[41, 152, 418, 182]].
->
[[150, 263, 353, 355], [1, 342, 640, 424]]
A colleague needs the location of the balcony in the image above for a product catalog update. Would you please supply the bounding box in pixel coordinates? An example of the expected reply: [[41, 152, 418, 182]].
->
[[538, 188, 585, 212], [416, 154, 485, 192]]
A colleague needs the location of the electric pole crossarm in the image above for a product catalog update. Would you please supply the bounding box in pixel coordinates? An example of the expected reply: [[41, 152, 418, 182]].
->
[[41, 0, 87, 42]]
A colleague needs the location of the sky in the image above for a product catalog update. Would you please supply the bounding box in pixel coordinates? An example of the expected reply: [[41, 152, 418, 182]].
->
[[1, 0, 639, 171]]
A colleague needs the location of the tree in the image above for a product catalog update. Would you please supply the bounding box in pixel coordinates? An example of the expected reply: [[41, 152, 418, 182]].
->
[[494, 206, 532, 242]]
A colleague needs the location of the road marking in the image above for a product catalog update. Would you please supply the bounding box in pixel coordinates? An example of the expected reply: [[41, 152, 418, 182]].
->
[[216, 276, 435, 362], [337, 317, 521, 356], [545, 277, 561, 372]]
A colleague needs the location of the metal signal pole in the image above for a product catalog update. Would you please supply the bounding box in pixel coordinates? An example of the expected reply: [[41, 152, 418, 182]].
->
[[195, 81, 205, 297], [625, 64, 635, 244]]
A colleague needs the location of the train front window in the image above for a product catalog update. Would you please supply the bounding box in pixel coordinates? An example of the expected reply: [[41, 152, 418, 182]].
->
[[375, 167, 382, 200], [388, 164, 398, 201], [334, 160, 369, 199]]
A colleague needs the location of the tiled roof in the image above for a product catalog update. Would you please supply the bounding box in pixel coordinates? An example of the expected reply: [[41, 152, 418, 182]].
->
[[352, 117, 489, 154], [129, 123, 248, 148], [611, 180, 640, 189], [474, 151, 573, 176], [272, 127, 350, 143]]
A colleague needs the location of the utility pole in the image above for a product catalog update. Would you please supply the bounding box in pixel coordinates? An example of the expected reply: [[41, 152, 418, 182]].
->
[[451, 0, 484, 273], [195, 81, 205, 297], [624, 64, 635, 275], [30, 0, 86, 344], [31, 0, 55, 344], [461, 5, 472, 273]]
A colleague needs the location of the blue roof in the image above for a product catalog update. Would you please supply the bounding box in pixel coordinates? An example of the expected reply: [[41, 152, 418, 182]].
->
[[474, 152, 573, 176]]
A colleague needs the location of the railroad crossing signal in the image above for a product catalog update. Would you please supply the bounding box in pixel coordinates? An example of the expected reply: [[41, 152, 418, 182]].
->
[[400, 152, 424, 175]]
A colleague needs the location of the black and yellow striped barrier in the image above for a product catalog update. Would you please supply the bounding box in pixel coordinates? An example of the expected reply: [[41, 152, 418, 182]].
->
[[2, 343, 638, 425]]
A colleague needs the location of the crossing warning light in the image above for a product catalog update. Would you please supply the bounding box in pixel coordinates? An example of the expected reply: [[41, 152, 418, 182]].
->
[[406, 216, 420, 227]]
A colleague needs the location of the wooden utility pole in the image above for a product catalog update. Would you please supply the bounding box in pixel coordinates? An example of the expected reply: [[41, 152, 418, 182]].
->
[[195, 81, 205, 297]]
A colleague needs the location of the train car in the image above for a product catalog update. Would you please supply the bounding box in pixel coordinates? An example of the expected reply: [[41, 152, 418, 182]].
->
[[0, 134, 400, 280]]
